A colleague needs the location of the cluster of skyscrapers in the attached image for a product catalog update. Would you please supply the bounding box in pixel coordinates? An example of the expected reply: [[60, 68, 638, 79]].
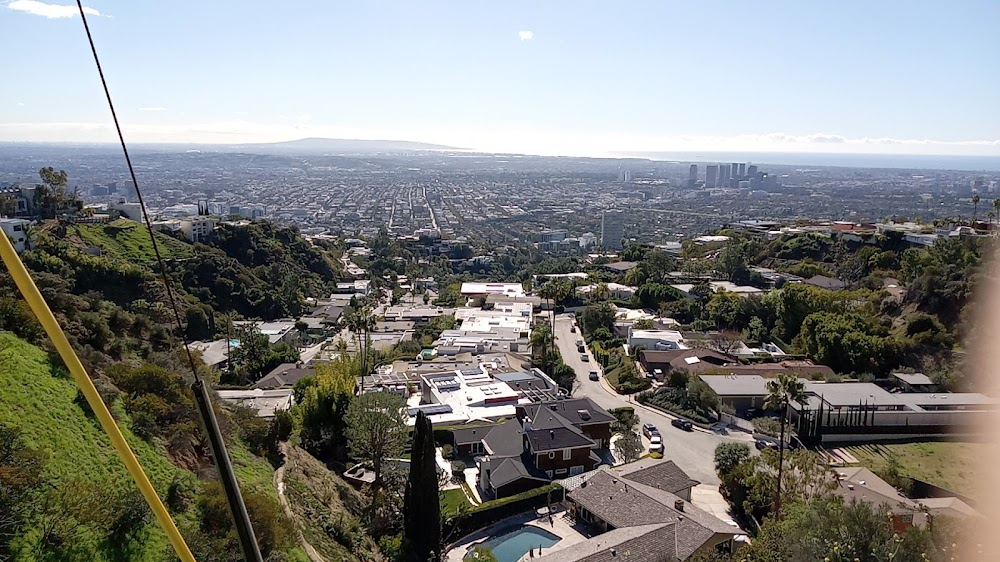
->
[[688, 162, 774, 190]]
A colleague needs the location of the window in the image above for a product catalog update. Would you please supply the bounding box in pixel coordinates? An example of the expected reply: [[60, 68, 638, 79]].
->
[[563, 449, 572, 461], [546, 470, 553, 478], [555, 468, 567, 475], [570, 466, 584, 475], [548, 451, 555, 459], [902, 514, 913, 523]]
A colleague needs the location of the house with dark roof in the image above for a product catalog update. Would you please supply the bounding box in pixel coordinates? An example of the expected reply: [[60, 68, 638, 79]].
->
[[804, 274, 847, 291], [464, 398, 614, 499], [554, 466, 741, 560], [253, 363, 316, 390], [639, 348, 734, 379]]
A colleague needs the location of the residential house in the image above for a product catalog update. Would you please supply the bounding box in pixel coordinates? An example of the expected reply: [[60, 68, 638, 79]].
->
[[639, 348, 734, 379], [832, 467, 981, 533], [467, 397, 614, 499], [891, 372, 937, 393], [803, 275, 847, 291], [254, 363, 316, 390], [699, 375, 999, 440], [0, 218, 31, 253], [216, 388, 293, 419], [553, 466, 741, 560]]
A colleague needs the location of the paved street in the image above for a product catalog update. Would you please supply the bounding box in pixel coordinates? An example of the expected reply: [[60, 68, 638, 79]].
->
[[551, 313, 751, 486]]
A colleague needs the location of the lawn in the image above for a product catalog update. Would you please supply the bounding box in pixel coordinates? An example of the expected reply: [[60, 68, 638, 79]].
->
[[441, 487, 473, 517], [844, 441, 994, 498], [69, 219, 194, 264]]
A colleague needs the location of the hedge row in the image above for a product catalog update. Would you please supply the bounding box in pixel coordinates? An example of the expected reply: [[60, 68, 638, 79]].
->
[[443, 484, 562, 543]]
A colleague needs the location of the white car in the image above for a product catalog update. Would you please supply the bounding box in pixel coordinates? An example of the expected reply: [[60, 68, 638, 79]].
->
[[648, 434, 664, 454]]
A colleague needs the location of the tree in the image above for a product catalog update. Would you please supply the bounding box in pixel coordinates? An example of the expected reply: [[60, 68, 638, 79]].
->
[[614, 431, 643, 464], [746, 316, 769, 343], [972, 193, 981, 222], [738, 494, 935, 562], [404, 411, 441, 562], [464, 546, 498, 562], [764, 373, 809, 517], [608, 406, 638, 435], [346, 391, 408, 491], [714, 442, 752, 480], [578, 303, 616, 336], [185, 304, 214, 341], [708, 330, 743, 356], [530, 322, 553, 373]]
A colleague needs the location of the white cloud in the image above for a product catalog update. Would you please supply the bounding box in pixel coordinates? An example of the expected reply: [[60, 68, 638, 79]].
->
[[138, 107, 168, 112], [17, 102, 25, 106], [7, 0, 102, 18], [518, 30, 533, 42]]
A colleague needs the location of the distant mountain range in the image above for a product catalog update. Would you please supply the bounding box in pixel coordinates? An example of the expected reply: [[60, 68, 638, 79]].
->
[[239, 137, 461, 153]]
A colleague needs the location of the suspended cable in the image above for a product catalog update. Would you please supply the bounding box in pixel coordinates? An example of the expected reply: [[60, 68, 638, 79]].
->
[[74, 2, 263, 560]]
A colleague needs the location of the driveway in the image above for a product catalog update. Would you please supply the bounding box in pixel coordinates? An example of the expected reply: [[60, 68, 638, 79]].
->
[[552, 313, 751, 486]]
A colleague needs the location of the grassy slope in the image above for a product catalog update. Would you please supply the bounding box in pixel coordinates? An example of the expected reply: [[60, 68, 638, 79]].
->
[[68, 218, 193, 264], [0, 331, 184, 560], [0, 331, 288, 560], [282, 446, 383, 562], [845, 441, 995, 497]]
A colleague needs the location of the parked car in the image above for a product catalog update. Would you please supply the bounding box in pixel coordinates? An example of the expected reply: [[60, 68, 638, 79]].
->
[[670, 418, 693, 431], [648, 434, 664, 454], [642, 423, 658, 438], [570, 326, 576, 333], [581, 354, 589, 362], [755, 438, 779, 451], [588, 371, 599, 381]]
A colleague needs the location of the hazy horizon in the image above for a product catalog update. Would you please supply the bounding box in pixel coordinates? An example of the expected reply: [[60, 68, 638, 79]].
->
[[2, 1, 998, 157]]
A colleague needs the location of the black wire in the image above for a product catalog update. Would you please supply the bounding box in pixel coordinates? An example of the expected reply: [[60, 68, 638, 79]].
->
[[75, 0, 202, 383]]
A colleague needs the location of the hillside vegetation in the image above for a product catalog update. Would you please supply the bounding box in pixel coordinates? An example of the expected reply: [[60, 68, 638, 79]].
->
[[67, 219, 194, 263], [0, 331, 183, 560]]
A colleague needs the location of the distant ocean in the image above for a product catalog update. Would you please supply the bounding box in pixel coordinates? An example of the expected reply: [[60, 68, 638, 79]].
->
[[617, 151, 1000, 172]]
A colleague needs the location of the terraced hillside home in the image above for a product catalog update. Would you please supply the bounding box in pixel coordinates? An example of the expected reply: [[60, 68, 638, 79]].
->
[[458, 397, 615, 499]]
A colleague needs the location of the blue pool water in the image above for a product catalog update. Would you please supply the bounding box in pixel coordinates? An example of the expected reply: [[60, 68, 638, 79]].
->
[[470, 525, 560, 562]]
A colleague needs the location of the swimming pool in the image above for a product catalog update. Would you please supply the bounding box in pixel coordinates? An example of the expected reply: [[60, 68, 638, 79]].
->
[[469, 525, 560, 562]]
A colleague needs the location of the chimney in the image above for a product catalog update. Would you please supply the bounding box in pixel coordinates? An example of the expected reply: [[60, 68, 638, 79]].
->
[[674, 500, 685, 512], [550, 430, 555, 438]]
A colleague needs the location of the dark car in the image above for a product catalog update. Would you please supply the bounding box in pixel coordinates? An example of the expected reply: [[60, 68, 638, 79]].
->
[[581, 354, 589, 362], [755, 438, 779, 451], [642, 423, 658, 438], [588, 371, 599, 381], [671, 418, 693, 431]]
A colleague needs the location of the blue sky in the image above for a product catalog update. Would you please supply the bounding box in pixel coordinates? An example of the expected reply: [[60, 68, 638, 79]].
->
[[2, 0, 998, 155]]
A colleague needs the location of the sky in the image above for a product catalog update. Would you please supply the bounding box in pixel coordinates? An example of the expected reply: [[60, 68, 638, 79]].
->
[[2, 0, 999, 156]]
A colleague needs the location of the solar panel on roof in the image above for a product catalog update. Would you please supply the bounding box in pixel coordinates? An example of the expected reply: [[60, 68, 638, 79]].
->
[[407, 404, 453, 417]]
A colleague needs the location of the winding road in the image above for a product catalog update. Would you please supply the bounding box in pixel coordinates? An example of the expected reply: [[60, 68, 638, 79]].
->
[[551, 313, 752, 487]]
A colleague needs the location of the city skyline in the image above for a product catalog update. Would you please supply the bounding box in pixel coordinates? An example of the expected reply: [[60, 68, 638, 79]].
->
[[2, 1, 998, 156]]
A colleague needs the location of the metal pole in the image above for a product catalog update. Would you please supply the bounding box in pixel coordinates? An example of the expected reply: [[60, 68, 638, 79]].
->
[[192, 380, 264, 562]]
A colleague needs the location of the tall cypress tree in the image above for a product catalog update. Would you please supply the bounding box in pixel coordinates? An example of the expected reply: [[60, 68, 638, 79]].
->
[[404, 410, 441, 561]]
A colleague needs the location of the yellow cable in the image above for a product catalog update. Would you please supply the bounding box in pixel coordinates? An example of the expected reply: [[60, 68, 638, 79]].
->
[[0, 231, 197, 562]]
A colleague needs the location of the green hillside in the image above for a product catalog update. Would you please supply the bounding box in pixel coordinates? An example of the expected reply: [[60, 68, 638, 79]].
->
[[0, 331, 184, 560], [0, 331, 293, 561], [68, 219, 194, 264]]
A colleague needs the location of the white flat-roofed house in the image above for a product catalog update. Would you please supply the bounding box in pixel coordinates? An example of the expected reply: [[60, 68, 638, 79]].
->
[[627, 328, 688, 351], [0, 218, 31, 253], [460, 282, 526, 298], [410, 368, 526, 426]]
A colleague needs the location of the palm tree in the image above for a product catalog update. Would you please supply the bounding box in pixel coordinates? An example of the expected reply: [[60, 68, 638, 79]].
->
[[972, 193, 981, 223], [537, 282, 559, 354], [993, 199, 1000, 226], [763, 373, 809, 518], [989, 211, 996, 229], [530, 323, 552, 372]]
